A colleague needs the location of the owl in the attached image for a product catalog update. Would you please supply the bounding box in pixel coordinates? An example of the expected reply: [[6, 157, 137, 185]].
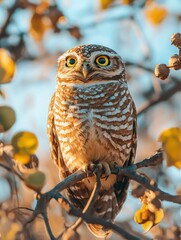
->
[[47, 44, 137, 238]]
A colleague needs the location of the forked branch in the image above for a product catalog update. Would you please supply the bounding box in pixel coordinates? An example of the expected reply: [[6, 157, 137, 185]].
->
[[20, 150, 180, 240]]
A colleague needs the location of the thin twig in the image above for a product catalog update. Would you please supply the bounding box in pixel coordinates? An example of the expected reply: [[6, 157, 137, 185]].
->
[[9, 206, 34, 213], [43, 212, 56, 240], [135, 149, 163, 169], [137, 80, 181, 115], [69, 170, 101, 230], [56, 193, 139, 240], [118, 170, 181, 204], [44, 151, 180, 204], [49, 170, 87, 195], [126, 61, 153, 73], [126, 61, 181, 115], [0, 0, 18, 38], [58, 170, 101, 239], [3, 151, 180, 239], [1, 153, 24, 181]]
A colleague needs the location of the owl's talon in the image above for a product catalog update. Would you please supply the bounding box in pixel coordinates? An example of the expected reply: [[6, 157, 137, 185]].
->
[[110, 161, 118, 171], [97, 163, 103, 171], [101, 162, 111, 178], [87, 161, 117, 178], [88, 163, 96, 172]]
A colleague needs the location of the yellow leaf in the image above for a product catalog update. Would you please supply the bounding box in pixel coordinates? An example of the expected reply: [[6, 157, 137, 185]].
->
[[165, 138, 181, 166], [159, 127, 181, 141], [142, 220, 154, 233], [141, 209, 150, 221], [29, 12, 51, 40], [99, 0, 115, 10], [134, 208, 144, 224], [13, 151, 30, 164], [175, 161, 181, 169], [0, 48, 15, 84], [134, 204, 164, 232], [25, 170, 46, 191], [12, 131, 38, 155], [159, 127, 181, 169], [154, 208, 164, 224], [134, 204, 149, 224], [145, 4, 168, 25]]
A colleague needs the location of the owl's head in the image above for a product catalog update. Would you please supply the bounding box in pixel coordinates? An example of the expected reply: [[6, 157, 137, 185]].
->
[[57, 44, 126, 83]]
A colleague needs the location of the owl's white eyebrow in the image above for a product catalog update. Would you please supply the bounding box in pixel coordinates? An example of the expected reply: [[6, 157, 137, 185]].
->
[[91, 52, 120, 58], [57, 80, 119, 87], [57, 53, 79, 62]]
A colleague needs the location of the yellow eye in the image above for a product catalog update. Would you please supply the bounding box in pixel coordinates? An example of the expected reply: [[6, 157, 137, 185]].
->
[[95, 55, 110, 66], [66, 56, 77, 67]]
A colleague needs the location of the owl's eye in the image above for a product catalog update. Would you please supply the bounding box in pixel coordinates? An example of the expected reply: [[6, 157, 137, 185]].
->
[[66, 56, 77, 67], [95, 55, 110, 66]]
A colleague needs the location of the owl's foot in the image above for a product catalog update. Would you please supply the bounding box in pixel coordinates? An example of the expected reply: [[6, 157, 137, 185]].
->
[[88, 162, 117, 179]]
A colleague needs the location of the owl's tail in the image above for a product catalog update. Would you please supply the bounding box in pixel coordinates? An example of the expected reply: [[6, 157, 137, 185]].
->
[[86, 190, 119, 239], [87, 224, 112, 239]]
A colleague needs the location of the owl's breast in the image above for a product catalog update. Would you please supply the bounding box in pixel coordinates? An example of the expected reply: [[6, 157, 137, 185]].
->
[[54, 81, 134, 172]]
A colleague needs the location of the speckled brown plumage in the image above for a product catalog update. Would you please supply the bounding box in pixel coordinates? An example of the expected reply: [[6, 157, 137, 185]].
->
[[47, 44, 137, 238]]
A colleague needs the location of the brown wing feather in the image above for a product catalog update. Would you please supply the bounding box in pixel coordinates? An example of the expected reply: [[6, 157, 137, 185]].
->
[[114, 116, 137, 209], [47, 94, 91, 208], [47, 93, 69, 179]]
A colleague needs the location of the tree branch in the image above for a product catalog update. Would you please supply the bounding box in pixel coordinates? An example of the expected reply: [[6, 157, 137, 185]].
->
[[125, 61, 181, 116], [59, 170, 101, 239], [1, 152, 24, 181], [137, 80, 181, 115], [0, 0, 18, 38], [25, 150, 180, 239], [56, 193, 140, 240], [6, 150, 180, 239], [135, 149, 163, 169], [118, 169, 181, 204], [70, 170, 101, 228]]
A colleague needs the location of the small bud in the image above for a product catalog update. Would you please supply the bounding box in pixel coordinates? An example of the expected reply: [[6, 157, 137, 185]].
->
[[169, 54, 181, 70], [154, 64, 170, 80], [171, 33, 181, 49]]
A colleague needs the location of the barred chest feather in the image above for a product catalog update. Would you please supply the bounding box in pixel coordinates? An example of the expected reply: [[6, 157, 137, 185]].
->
[[53, 80, 134, 176]]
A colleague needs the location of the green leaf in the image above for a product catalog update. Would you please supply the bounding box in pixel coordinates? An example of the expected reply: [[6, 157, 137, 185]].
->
[[0, 106, 16, 132], [25, 170, 46, 191]]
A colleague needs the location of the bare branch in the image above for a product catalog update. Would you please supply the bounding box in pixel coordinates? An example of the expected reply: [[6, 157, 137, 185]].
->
[[135, 149, 163, 169], [126, 61, 181, 115], [137, 80, 181, 115], [59, 170, 101, 239], [43, 212, 56, 240], [69, 170, 101, 230], [56, 193, 140, 240], [0, 0, 18, 38], [117, 170, 181, 204], [49, 170, 87, 194], [1, 152, 24, 181], [2, 150, 180, 239]]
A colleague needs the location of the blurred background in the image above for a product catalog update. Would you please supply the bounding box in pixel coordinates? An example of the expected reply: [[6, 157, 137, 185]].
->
[[0, 0, 181, 239]]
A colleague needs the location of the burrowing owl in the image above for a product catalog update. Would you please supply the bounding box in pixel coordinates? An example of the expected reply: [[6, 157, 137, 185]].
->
[[47, 44, 137, 238]]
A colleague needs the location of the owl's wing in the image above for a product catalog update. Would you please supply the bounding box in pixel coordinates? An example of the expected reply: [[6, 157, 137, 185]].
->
[[114, 117, 137, 208], [47, 93, 69, 179], [47, 94, 91, 207]]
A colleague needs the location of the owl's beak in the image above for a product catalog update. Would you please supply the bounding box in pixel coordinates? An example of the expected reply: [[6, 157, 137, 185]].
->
[[82, 62, 91, 79]]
